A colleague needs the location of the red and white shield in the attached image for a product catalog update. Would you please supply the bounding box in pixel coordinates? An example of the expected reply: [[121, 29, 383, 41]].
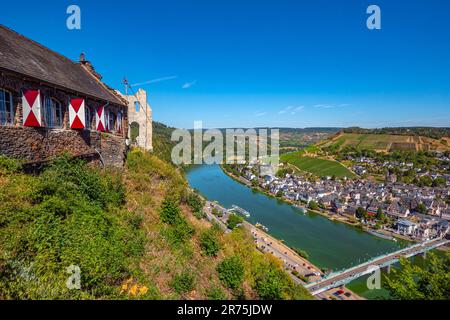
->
[[96, 105, 106, 132], [22, 89, 42, 127], [69, 98, 86, 129]]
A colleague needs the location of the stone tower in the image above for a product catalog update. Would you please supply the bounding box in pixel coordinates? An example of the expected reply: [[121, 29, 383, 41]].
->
[[123, 88, 153, 151]]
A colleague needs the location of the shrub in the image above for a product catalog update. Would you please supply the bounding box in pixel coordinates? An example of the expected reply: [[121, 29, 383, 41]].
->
[[166, 219, 195, 246], [185, 192, 204, 215], [217, 256, 244, 290], [160, 197, 195, 246], [171, 271, 195, 294], [159, 198, 182, 225], [206, 286, 227, 300], [199, 229, 220, 257], [0, 156, 22, 174]]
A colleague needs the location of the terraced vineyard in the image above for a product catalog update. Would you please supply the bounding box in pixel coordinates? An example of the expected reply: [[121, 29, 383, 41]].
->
[[281, 153, 357, 178], [321, 133, 450, 152]]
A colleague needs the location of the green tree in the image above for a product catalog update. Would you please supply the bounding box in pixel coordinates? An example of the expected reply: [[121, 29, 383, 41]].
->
[[417, 203, 428, 214], [217, 256, 245, 290], [308, 201, 319, 211], [385, 253, 450, 300], [227, 214, 244, 230], [376, 207, 385, 221], [356, 207, 367, 220]]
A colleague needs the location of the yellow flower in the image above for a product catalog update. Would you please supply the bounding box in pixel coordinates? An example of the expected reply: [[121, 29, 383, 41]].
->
[[139, 286, 148, 295], [129, 284, 139, 296]]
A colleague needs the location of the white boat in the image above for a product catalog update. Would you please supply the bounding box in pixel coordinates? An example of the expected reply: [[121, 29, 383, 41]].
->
[[230, 205, 251, 218]]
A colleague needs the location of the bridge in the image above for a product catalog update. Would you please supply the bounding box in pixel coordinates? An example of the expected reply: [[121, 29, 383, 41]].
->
[[305, 238, 449, 296]]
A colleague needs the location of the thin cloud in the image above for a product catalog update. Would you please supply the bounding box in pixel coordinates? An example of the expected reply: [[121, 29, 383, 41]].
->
[[130, 75, 177, 87], [182, 80, 197, 89], [254, 112, 267, 117], [278, 106, 293, 114], [314, 103, 350, 109], [280, 105, 304, 115]]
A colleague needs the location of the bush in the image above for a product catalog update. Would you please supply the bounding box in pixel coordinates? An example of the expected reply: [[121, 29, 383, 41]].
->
[[159, 198, 182, 225], [160, 197, 195, 246], [0, 156, 22, 174], [206, 286, 227, 300], [171, 271, 195, 294], [185, 192, 204, 217], [217, 256, 244, 290], [166, 219, 195, 246], [200, 229, 220, 257]]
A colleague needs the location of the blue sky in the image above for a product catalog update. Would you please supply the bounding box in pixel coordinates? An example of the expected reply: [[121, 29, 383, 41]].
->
[[2, 0, 450, 128]]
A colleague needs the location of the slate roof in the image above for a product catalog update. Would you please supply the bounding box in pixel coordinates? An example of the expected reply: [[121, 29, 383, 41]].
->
[[0, 25, 125, 106]]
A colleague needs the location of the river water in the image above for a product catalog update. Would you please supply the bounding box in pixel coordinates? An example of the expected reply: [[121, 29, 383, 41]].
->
[[185, 164, 410, 299]]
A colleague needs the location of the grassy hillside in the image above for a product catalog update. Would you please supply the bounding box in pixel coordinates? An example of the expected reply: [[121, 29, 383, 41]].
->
[[281, 153, 356, 179], [0, 149, 312, 300], [321, 132, 450, 153]]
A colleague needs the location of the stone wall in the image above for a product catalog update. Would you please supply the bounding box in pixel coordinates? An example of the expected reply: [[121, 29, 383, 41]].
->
[[0, 126, 126, 167]]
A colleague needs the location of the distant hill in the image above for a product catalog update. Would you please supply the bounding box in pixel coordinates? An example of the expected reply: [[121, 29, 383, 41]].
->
[[319, 132, 450, 153]]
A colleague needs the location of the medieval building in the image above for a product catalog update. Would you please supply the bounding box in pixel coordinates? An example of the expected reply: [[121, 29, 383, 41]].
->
[[0, 25, 128, 167], [118, 88, 153, 151]]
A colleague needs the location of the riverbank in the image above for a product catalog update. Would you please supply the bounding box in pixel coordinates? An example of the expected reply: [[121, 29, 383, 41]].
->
[[220, 165, 414, 244]]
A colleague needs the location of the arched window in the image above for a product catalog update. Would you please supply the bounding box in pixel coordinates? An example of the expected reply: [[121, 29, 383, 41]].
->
[[134, 101, 140, 112], [44, 97, 62, 128], [0, 88, 14, 125]]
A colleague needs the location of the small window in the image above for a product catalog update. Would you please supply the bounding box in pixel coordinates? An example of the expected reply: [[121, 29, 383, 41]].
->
[[108, 111, 116, 132], [44, 97, 62, 128], [85, 106, 94, 130], [0, 89, 14, 125], [134, 101, 140, 112]]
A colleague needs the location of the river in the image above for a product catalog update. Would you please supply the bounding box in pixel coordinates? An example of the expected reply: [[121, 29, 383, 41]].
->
[[185, 164, 410, 299]]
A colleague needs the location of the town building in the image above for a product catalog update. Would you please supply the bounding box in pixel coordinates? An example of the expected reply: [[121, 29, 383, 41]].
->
[[396, 219, 417, 236], [0, 25, 128, 166]]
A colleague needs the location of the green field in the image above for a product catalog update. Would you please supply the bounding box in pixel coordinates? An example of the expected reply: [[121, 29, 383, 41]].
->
[[281, 153, 356, 178]]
